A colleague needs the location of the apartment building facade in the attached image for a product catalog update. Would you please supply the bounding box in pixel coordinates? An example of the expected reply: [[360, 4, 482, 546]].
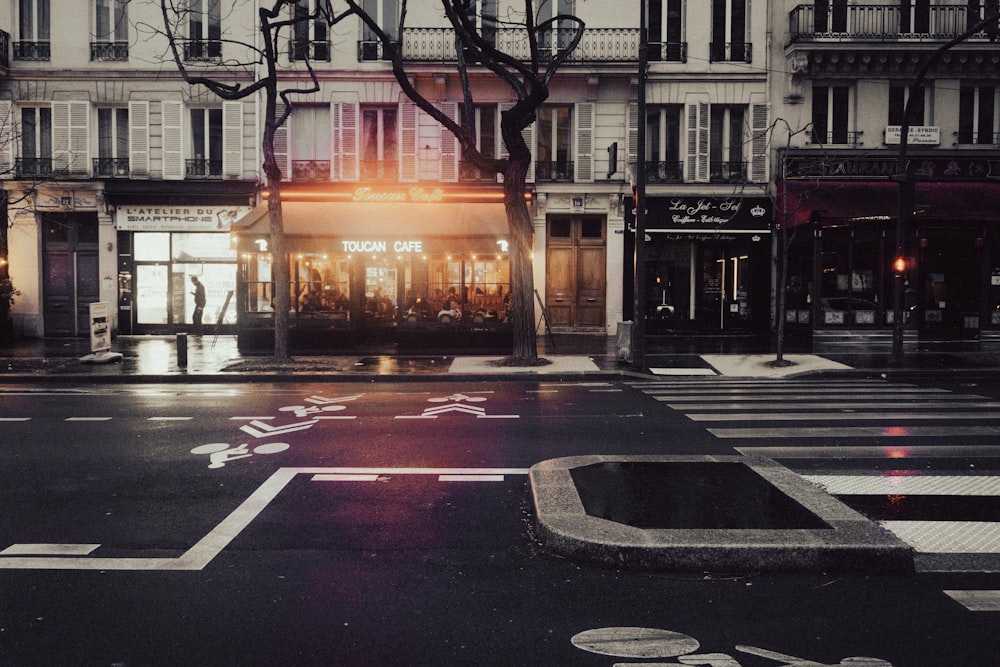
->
[[772, 0, 1000, 339], [3, 1, 778, 345]]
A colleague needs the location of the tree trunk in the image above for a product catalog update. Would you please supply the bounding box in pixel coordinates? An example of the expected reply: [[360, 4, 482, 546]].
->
[[268, 186, 290, 359], [502, 129, 538, 363]]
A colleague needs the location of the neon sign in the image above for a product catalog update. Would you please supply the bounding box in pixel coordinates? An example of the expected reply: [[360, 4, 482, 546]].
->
[[341, 240, 424, 253], [352, 187, 445, 203]]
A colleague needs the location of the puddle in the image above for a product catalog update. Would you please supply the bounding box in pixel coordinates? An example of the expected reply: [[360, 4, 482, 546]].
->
[[570, 461, 830, 530]]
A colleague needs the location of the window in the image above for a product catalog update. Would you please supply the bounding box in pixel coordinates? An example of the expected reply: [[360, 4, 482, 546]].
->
[[186, 0, 221, 61], [959, 86, 996, 145], [291, 0, 330, 61], [18, 106, 51, 178], [710, 0, 748, 62], [291, 106, 331, 181], [96, 107, 129, 177], [16, 0, 50, 60], [888, 85, 926, 127], [649, 0, 685, 62], [536, 105, 573, 182], [814, 0, 847, 33], [709, 106, 746, 182], [190, 108, 222, 178], [537, 0, 575, 52], [898, 0, 930, 34], [93, 0, 128, 61], [812, 85, 852, 144], [459, 104, 497, 181], [645, 106, 682, 182], [360, 106, 398, 180], [464, 0, 497, 46], [360, 0, 397, 61]]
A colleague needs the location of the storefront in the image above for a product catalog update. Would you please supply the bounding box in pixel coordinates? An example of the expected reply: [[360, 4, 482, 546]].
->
[[231, 185, 512, 351], [780, 154, 1000, 338], [625, 196, 773, 332]]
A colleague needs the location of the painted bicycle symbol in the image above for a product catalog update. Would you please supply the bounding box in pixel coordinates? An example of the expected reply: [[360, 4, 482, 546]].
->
[[570, 627, 892, 666], [190, 442, 290, 469]]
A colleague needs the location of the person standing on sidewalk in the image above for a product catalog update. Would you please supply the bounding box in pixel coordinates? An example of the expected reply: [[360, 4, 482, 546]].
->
[[190, 276, 206, 336]]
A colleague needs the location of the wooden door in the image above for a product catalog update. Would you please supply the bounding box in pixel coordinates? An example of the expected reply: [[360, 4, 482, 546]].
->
[[545, 216, 606, 329]]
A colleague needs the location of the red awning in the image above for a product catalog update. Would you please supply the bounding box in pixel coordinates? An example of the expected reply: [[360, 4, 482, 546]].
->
[[778, 180, 1000, 227]]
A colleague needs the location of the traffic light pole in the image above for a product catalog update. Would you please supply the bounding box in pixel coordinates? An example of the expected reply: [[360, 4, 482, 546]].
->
[[632, 1, 648, 369]]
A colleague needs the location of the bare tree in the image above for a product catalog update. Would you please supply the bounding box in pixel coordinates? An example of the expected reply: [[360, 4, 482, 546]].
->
[[342, 0, 584, 363], [159, 0, 353, 359]]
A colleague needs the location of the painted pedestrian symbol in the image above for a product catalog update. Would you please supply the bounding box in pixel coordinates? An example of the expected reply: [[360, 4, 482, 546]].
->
[[191, 442, 290, 469], [570, 627, 891, 666]]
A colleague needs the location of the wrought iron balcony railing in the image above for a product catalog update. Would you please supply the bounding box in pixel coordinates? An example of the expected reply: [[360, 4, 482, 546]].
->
[[808, 130, 864, 146], [93, 157, 130, 178], [459, 161, 499, 183], [91, 41, 128, 61], [709, 42, 752, 63], [186, 159, 222, 178], [709, 161, 748, 183], [0, 30, 9, 69], [183, 40, 222, 62], [13, 41, 49, 61], [359, 159, 399, 180], [289, 40, 330, 62], [291, 160, 331, 182], [641, 160, 684, 183], [789, 3, 999, 43], [535, 160, 574, 182], [15, 158, 53, 179]]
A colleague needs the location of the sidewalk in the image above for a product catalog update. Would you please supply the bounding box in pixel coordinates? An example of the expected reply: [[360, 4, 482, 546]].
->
[[4, 332, 1000, 381]]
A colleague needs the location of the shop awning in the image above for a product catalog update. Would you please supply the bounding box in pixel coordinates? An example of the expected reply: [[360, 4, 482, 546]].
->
[[233, 200, 510, 238], [778, 180, 1000, 227]]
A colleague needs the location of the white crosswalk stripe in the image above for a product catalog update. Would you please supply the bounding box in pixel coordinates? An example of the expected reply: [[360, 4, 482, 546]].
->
[[633, 380, 1000, 600]]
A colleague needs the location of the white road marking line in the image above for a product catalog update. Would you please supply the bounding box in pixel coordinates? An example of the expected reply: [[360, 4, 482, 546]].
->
[[881, 521, 1000, 554], [65, 417, 113, 421], [0, 417, 30, 421], [804, 475, 1000, 496], [148, 417, 193, 421], [312, 474, 381, 482], [1, 544, 100, 556], [589, 389, 623, 393], [735, 445, 1000, 458], [650, 368, 717, 376], [229, 416, 275, 420], [709, 426, 1000, 438], [944, 590, 1000, 612], [439, 475, 506, 482], [315, 416, 358, 420]]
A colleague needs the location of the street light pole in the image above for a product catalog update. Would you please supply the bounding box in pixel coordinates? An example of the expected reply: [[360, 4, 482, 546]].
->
[[632, 0, 648, 369]]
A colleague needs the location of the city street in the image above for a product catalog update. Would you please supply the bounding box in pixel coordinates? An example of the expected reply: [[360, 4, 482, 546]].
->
[[1, 377, 999, 665]]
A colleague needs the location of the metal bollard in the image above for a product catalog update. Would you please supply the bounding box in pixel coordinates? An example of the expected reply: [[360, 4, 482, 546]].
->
[[177, 332, 188, 368]]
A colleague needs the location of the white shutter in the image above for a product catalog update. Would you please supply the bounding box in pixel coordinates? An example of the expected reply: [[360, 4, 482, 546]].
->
[[574, 102, 594, 183], [332, 101, 358, 181], [400, 102, 418, 182], [128, 101, 149, 177], [70, 102, 89, 176], [438, 102, 458, 182], [222, 100, 243, 178], [272, 102, 289, 182], [626, 103, 638, 175], [750, 102, 769, 183], [685, 97, 709, 183], [51, 102, 70, 174], [162, 101, 184, 180], [0, 101, 12, 176]]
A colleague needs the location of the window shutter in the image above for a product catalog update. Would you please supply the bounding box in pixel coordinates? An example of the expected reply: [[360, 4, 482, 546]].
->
[[400, 102, 418, 182], [223, 100, 243, 178], [0, 101, 12, 176], [626, 102, 638, 177], [332, 101, 358, 181], [574, 102, 594, 183], [272, 102, 288, 182], [161, 101, 184, 180], [438, 102, 458, 182], [51, 102, 70, 174], [128, 101, 149, 177], [685, 97, 709, 183], [750, 102, 769, 183]]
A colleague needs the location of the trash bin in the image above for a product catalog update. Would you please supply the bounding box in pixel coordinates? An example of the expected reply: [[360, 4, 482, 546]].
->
[[616, 321, 633, 364]]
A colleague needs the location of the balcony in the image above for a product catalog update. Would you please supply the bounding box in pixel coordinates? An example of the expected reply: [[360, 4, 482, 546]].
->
[[13, 41, 49, 61], [183, 40, 222, 62], [360, 160, 398, 180], [290, 160, 330, 182], [535, 161, 574, 183], [709, 42, 752, 63], [641, 161, 684, 184], [0, 30, 9, 69], [808, 130, 864, 146], [91, 41, 128, 61], [394, 28, 684, 64], [789, 4, 998, 44], [93, 157, 130, 178], [186, 159, 222, 179], [289, 40, 330, 62], [15, 158, 53, 179], [709, 161, 748, 183], [459, 161, 499, 183]]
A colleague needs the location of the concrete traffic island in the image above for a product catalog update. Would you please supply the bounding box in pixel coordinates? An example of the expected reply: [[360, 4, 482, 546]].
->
[[529, 455, 914, 572]]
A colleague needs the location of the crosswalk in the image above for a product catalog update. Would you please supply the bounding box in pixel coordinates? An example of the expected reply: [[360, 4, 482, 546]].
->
[[633, 378, 1000, 608]]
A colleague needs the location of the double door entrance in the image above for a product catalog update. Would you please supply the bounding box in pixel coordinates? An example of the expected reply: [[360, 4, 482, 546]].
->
[[545, 216, 606, 329], [42, 214, 99, 336]]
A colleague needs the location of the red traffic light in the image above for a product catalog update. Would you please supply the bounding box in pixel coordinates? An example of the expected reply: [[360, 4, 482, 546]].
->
[[893, 257, 909, 274]]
